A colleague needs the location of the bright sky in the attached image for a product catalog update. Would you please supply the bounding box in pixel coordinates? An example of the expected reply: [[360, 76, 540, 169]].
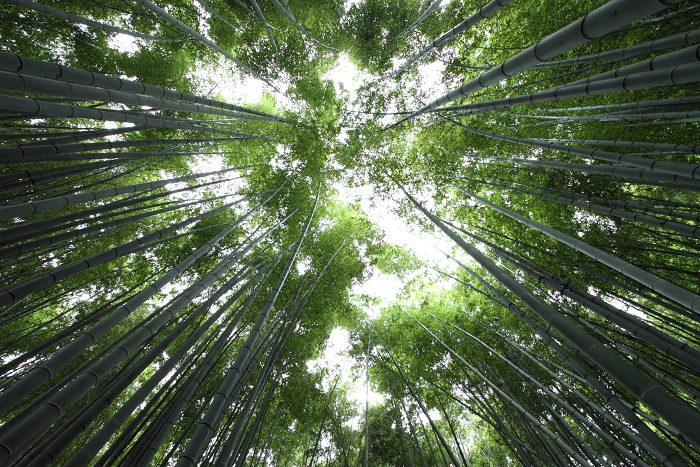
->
[[321, 55, 458, 303], [307, 56, 464, 409]]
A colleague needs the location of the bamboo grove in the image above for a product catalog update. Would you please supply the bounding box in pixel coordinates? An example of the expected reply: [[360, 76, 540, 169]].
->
[[0, 0, 698, 465]]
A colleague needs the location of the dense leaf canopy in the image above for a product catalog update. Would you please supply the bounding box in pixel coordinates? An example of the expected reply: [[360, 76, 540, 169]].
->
[[0, 0, 699, 465]]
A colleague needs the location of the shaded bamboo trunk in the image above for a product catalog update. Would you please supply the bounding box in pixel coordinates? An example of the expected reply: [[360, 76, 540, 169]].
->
[[457, 186, 700, 315], [0, 71, 282, 123], [536, 95, 700, 115], [131, 0, 268, 84], [2, 0, 183, 41], [391, 0, 515, 76], [392, 177, 700, 452], [452, 120, 700, 186], [387, 0, 443, 44], [446, 148, 699, 188], [0, 187, 282, 418], [0, 163, 253, 221], [436, 63, 700, 117], [0, 94, 277, 137], [0, 176, 249, 247], [440, 239, 689, 466], [459, 179, 700, 237], [0, 53, 288, 122], [0, 136, 239, 159], [386, 0, 683, 128], [533, 29, 700, 68], [3, 125, 149, 146], [174, 189, 320, 466], [372, 327, 463, 467], [0, 213, 260, 464]]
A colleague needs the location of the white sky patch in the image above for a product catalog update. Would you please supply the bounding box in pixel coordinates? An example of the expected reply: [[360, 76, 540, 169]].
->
[[334, 182, 461, 315], [108, 33, 140, 55], [296, 257, 312, 275], [343, 0, 362, 12], [353, 274, 403, 305], [188, 154, 226, 175], [323, 54, 370, 100], [417, 60, 448, 97], [191, 59, 276, 108], [322, 58, 461, 312], [339, 183, 455, 264], [440, 0, 460, 9], [425, 408, 442, 423], [573, 209, 617, 234], [306, 327, 385, 406]]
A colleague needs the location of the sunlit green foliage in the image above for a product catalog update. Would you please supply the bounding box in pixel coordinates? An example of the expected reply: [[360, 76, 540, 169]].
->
[[1, 0, 699, 465]]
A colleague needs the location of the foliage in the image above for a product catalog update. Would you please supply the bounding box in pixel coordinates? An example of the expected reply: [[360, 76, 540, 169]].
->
[[0, 0, 699, 466]]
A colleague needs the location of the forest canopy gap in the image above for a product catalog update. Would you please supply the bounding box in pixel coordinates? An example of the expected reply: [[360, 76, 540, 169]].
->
[[0, 0, 699, 466]]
